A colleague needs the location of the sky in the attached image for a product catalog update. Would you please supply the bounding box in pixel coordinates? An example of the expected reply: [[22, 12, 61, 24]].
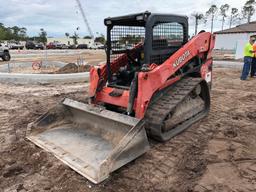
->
[[0, 0, 253, 38]]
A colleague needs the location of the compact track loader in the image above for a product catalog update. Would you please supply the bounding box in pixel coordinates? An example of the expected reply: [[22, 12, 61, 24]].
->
[[27, 12, 215, 184]]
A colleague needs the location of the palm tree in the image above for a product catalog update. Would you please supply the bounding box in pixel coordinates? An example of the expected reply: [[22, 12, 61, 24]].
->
[[71, 32, 79, 45], [220, 4, 230, 30], [205, 5, 218, 33], [191, 13, 204, 35], [65, 32, 70, 38], [39, 28, 47, 44], [229, 8, 239, 28]]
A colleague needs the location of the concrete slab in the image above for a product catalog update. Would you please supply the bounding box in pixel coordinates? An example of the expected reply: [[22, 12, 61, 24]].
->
[[0, 72, 89, 85]]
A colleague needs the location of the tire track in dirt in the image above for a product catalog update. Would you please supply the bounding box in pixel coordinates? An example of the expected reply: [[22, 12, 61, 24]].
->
[[94, 113, 217, 192], [193, 69, 256, 191]]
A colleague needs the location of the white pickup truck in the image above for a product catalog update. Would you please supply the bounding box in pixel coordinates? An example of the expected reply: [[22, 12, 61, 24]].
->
[[87, 42, 104, 49], [0, 43, 11, 61]]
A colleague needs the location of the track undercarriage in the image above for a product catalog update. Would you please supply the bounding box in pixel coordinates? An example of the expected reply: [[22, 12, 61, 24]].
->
[[145, 77, 210, 141]]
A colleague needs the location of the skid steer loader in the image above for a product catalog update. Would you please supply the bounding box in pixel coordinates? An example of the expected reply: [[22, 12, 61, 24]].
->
[[27, 12, 215, 184]]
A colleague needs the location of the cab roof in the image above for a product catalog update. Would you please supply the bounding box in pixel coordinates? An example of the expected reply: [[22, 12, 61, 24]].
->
[[104, 11, 187, 26]]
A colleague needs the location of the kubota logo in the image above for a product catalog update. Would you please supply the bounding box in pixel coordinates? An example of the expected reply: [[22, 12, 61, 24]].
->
[[173, 50, 191, 68]]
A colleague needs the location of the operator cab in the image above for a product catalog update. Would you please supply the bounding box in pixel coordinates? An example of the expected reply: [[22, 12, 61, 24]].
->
[[104, 11, 188, 89]]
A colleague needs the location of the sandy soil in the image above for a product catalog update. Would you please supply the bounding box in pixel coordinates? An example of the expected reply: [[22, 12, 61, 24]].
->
[[0, 68, 256, 192]]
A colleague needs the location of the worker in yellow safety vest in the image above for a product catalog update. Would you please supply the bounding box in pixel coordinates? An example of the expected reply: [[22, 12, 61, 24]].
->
[[241, 36, 256, 80], [251, 38, 256, 77]]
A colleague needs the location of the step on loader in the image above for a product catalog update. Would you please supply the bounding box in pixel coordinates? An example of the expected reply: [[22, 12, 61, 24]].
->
[[27, 12, 215, 184]]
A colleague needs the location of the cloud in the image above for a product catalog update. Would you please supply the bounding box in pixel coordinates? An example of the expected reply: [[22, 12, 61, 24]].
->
[[0, 0, 253, 37]]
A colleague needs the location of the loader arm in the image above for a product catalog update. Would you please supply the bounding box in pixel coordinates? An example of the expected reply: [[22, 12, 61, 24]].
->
[[135, 32, 215, 118]]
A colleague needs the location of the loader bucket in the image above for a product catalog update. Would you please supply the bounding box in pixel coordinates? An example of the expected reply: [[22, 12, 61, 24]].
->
[[26, 98, 149, 184]]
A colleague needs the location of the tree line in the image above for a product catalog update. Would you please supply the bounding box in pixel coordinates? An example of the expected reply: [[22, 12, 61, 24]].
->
[[192, 0, 256, 34], [0, 23, 47, 43], [0, 23, 105, 45], [1, 0, 256, 42]]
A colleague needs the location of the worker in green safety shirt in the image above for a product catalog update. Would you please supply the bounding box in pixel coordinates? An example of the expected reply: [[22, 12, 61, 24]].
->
[[241, 36, 256, 80]]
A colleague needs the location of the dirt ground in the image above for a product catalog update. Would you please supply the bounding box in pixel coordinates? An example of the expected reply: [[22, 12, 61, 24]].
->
[[0, 68, 256, 192], [53, 63, 91, 74]]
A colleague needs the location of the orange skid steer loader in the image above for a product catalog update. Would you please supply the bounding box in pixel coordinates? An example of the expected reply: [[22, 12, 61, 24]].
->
[[27, 12, 215, 184]]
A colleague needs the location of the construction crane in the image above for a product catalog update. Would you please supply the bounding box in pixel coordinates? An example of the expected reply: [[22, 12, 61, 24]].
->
[[75, 0, 94, 39]]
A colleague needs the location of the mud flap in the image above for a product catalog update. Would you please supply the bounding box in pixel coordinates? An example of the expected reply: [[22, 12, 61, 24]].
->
[[26, 98, 150, 184]]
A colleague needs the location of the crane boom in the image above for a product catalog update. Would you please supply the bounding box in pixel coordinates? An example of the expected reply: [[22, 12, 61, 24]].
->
[[75, 0, 94, 39]]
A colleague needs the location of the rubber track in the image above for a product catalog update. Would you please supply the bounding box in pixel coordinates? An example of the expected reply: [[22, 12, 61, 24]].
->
[[145, 77, 203, 140]]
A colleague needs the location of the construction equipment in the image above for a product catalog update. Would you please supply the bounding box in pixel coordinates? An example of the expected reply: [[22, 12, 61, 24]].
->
[[27, 12, 215, 184], [75, 0, 94, 39]]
